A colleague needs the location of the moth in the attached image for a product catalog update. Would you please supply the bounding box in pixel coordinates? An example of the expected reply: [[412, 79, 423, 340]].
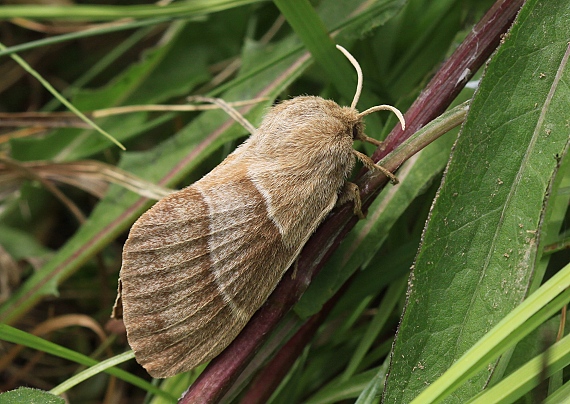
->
[[114, 45, 405, 378]]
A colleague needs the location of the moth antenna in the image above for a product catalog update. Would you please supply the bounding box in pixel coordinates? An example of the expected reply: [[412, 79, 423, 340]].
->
[[336, 44, 363, 110], [358, 104, 406, 131], [187, 95, 257, 135]]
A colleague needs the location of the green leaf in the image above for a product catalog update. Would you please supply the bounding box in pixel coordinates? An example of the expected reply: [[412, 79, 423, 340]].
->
[[341, 276, 407, 381], [0, 18, 170, 58], [0, 225, 51, 260], [0, 0, 407, 330], [10, 22, 210, 161], [305, 368, 381, 404], [0, 387, 65, 404], [408, 263, 570, 403], [0, 41, 124, 150], [274, 0, 358, 99], [50, 351, 136, 396], [296, 101, 469, 317], [355, 361, 388, 404], [0, 325, 175, 401], [466, 330, 570, 403], [384, 0, 570, 402], [0, 0, 266, 21], [544, 379, 570, 404]]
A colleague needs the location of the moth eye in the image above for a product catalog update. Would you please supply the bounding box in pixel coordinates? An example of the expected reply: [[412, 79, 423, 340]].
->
[[352, 125, 359, 139]]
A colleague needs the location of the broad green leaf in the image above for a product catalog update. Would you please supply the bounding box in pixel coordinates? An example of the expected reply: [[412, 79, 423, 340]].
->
[[0, 387, 65, 404], [407, 263, 570, 403], [384, 0, 570, 402], [296, 102, 465, 317]]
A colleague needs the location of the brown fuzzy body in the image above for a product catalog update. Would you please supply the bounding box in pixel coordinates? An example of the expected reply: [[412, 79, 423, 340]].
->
[[119, 96, 365, 377]]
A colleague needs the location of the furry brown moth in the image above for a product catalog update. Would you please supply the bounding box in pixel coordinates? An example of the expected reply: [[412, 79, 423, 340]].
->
[[115, 45, 405, 378]]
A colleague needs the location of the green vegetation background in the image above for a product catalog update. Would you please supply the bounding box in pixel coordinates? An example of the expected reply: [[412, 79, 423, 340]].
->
[[0, 0, 568, 403]]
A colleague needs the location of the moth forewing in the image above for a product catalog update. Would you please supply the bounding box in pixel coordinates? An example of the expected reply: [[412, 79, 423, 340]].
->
[[116, 45, 405, 378]]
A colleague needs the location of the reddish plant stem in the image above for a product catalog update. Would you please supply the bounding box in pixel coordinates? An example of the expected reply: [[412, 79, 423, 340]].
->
[[365, 0, 525, 197], [178, 268, 309, 403], [238, 282, 347, 404], [179, 1, 523, 402]]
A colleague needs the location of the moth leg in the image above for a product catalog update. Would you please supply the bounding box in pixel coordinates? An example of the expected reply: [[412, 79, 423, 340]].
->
[[187, 95, 257, 135], [339, 182, 366, 220], [291, 259, 299, 279], [352, 149, 399, 185]]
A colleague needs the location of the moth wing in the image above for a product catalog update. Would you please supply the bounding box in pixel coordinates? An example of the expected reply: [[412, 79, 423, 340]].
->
[[119, 167, 299, 378]]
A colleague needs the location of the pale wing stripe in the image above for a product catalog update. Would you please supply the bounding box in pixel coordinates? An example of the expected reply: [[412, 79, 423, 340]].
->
[[130, 244, 256, 304], [248, 168, 285, 238], [125, 216, 262, 273], [128, 252, 246, 315], [247, 167, 332, 249], [195, 184, 252, 323], [127, 229, 277, 323]]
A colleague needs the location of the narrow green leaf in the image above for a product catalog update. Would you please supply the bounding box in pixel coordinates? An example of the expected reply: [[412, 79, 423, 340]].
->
[[305, 368, 381, 404], [0, 0, 266, 20], [273, 0, 356, 99], [544, 379, 570, 404], [0, 41, 125, 150], [10, 22, 209, 162], [0, 17, 172, 58], [341, 276, 407, 380], [355, 361, 388, 404], [466, 331, 570, 404], [50, 351, 136, 396], [0, 325, 175, 401], [42, 24, 160, 112]]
